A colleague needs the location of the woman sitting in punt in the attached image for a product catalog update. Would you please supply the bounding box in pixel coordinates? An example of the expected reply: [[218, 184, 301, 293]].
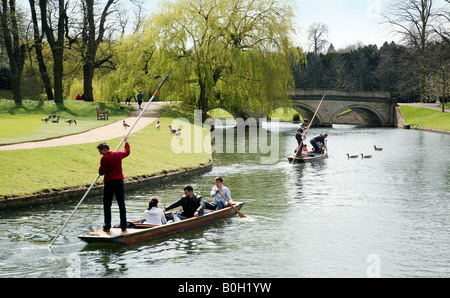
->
[[144, 197, 167, 225]]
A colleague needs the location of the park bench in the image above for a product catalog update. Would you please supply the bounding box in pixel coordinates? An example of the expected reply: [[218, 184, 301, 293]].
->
[[96, 107, 109, 120]]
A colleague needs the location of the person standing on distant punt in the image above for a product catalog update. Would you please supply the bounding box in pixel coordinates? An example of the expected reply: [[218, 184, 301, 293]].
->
[[295, 119, 308, 153], [310, 133, 328, 154], [204, 176, 233, 211], [163, 185, 205, 222], [137, 90, 144, 109], [97, 136, 131, 232], [144, 197, 167, 225]]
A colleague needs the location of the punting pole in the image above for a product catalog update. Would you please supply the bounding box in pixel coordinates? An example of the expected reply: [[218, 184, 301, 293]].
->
[[49, 74, 170, 249], [290, 94, 326, 164]]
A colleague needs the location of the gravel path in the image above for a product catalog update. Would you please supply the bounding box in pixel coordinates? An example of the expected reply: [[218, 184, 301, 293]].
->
[[0, 101, 165, 151]]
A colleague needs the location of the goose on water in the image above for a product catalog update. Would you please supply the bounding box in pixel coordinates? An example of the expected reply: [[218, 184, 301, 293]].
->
[[361, 153, 372, 159], [374, 145, 383, 151], [347, 154, 359, 159]]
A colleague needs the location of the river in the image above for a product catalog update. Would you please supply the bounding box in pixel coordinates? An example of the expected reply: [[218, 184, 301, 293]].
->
[[0, 123, 449, 278]]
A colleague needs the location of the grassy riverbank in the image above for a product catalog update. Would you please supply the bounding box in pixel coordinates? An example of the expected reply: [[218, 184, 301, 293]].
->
[[0, 108, 212, 199], [399, 105, 450, 132], [0, 100, 132, 144]]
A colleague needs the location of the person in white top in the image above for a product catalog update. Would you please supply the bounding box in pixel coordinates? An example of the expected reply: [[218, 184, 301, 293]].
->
[[204, 176, 233, 211], [144, 197, 167, 225]]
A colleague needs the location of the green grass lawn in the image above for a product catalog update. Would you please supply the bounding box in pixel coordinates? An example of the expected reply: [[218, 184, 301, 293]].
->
[[0, 114, 125, 145], [0, 99, 132, 145], [400, 106, 450, 131], [206, 107, 304, 121], [0, 115, 212, 199]]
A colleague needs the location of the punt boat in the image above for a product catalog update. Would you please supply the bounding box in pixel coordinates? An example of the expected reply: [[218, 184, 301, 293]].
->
[[287, 153, 327, 163], [78, 202, 244, 246]]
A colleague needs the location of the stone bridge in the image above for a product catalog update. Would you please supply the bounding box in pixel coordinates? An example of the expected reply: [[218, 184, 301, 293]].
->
[[291, 89, 397, 127]]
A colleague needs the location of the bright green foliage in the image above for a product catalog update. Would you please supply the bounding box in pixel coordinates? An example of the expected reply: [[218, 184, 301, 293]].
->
[[104, 0, 297, 118]]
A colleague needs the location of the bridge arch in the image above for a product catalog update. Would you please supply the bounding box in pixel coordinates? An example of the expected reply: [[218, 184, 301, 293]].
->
[[331, 105, 386, 127], [292, 102, 325, 126]]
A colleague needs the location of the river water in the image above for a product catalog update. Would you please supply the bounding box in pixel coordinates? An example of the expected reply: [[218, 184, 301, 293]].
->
[[0, 123, 449, 278]]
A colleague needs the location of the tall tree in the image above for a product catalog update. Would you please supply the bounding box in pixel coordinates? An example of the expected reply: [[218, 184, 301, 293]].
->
[[79, 0, 117, 102], [383, 0, 440, 102], [39, 0, 66, 103], [0, 0, 26, 104], [308, 22, 329, 54], [29, 0, 54, 100], [153, 0, 295, 119]]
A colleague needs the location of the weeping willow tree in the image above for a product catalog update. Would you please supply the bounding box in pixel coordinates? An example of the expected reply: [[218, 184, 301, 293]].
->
[[106, 0, 297, 119]]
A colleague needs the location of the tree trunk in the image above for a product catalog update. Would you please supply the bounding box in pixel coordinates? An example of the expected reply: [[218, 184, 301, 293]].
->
[[198, 79, 208, 121], [29, 0, 54, 100], [39, 0, 65, 104], [83, 62, 95, 101], [81, 0, 115, 102], [0, 0, 25, 105], [10, 67, 22, 105]]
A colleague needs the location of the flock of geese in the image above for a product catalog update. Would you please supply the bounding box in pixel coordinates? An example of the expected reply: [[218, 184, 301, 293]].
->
[[347, 145, 383, 159], [154, 121, 182, 137], [41, 114, 77, 125]]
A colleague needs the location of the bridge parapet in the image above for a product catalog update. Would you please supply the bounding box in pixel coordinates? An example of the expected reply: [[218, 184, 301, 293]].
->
[[292, 89, 391, 101]]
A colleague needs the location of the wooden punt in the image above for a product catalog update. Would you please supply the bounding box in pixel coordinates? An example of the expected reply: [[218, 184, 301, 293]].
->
[[287, 153, 327, 163], [78, 202, 244, 246]]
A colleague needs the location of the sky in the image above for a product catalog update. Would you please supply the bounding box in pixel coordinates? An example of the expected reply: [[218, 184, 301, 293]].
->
[[16, 0, 398, 51], [141, 0, 398, 51]]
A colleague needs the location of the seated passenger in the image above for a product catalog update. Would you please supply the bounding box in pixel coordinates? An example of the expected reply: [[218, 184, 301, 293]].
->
[[144, 197, 167, 225], [163, 185, 205, 222], [204, 176, 233, 211]]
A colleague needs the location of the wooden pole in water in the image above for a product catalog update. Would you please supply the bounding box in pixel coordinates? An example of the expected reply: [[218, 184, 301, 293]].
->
[[49, 74, 170, 249], [290, 94, 326, 163]]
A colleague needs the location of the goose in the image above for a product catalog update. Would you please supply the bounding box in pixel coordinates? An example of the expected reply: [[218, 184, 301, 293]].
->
[[169, 126, 177, 133], [51, 116, 60, 123], [123, 120, 130, 129], [156, 121, 160, 129], [65, 119, 77, 125], [347, 154, 359, 159], [41, 117, 50, 123], [175, 129, 182, 137], [374, 145, 383, 151], [361, 153, 372, 159]]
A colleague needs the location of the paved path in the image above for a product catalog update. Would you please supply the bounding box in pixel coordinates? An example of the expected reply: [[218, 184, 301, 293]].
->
[[0, 101, 165, 151], [399, 103, 450, 113]]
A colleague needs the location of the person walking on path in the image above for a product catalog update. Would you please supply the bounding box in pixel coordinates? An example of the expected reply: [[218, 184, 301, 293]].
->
[[97, 136, 131, 232], [137, 90, 144, 109]]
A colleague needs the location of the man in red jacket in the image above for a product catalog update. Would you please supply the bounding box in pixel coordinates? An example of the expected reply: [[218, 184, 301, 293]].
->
[[97, 136, 131, 232]]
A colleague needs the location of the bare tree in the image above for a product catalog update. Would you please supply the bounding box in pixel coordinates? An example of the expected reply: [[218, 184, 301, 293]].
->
[[29, 0, 54, 100], [0, 0, 26, 104], [308, 22, 329, 54], [78, 0, 118, 102], [383, 0, 441, 102], [39, 0, 66, 103]]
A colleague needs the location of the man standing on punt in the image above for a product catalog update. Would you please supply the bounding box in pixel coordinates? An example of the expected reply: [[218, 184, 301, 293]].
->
[[97, 136, 131, 233]]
